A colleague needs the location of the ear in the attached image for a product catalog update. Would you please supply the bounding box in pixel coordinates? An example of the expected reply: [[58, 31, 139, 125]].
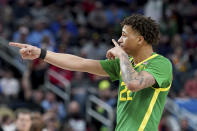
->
[[137, 36, 144, 45]]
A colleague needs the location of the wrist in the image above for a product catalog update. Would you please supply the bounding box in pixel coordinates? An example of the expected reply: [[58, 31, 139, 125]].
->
[[39, 48, 47, 59], [119, 51, 128, 58]]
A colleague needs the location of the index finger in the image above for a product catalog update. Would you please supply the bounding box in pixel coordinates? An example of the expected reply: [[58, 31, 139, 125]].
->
[[9, 42, 27, 48], [112, 39, 119, 47]]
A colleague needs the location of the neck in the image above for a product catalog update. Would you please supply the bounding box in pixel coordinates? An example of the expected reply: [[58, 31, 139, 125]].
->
[[132, 45, 154, 65]]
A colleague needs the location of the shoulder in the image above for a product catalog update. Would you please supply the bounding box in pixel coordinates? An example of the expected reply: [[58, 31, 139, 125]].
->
[[145, 53, 173, 78], [144, 54, 173, 88], [148, 53, 172, 68]]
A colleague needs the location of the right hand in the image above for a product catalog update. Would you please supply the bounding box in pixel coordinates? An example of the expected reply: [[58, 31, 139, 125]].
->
[[9, 42, 41, 60]]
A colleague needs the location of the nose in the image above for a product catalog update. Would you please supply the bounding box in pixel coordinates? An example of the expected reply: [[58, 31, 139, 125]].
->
[[118, 37, 123, 43]]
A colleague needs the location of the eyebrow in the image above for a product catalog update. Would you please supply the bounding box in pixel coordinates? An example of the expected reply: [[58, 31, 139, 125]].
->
[[122, 31, 127, 34]]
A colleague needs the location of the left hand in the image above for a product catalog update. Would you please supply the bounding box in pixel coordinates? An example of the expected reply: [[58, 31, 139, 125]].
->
[[106, 39, 126, 60]]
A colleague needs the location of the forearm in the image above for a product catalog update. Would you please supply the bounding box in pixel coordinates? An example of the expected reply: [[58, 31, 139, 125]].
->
[[119, 52, 155, 91], [44, 51, 87, 71], [9, 42, 107, 75], [119, 52, 141, 85], [44, 50, 108, 76]]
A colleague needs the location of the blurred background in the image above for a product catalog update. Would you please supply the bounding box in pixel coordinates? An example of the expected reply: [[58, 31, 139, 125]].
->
[[0, 0, 197, 131]]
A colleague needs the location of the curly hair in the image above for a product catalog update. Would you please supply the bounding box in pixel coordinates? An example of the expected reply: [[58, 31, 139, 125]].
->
[[120, 14, 160, 45]]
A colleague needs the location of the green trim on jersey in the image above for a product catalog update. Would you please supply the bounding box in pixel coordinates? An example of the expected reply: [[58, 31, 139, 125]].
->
[[100, 53, 173, 131]]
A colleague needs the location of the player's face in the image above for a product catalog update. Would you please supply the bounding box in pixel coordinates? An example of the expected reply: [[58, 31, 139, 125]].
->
[[118, 25, 141, 55]]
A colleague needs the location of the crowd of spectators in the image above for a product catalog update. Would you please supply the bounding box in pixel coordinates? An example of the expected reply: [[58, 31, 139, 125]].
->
[[0, 0, 197, 130]]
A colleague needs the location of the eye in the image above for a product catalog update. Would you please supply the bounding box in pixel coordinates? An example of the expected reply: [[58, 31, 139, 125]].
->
[[122, 34, 126, 37]]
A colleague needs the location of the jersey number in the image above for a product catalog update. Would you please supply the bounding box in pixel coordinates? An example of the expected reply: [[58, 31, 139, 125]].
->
[[120, 82, 132, 101]]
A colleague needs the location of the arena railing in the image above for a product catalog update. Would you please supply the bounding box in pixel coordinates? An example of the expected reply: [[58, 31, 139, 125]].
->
[[0, 37, 26, 73], [86, 95, 114, 131], [165, 97, 197, 130], [44, 69, 71, 110]]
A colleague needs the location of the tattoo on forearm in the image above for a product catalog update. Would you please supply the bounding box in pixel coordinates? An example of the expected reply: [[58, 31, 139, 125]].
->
[[119, 53, 155, 89], [120, 53, 138, 84], [139, 77, 144, 85], [144, 76, 155, 88]]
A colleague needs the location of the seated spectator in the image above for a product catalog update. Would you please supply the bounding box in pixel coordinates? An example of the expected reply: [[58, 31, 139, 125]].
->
[[30, 112, 45, 131], [41, 91, 66, 121], [170, 46, 190, 72], [0, 68, 20, 98], [81, 33, 108, 60], [29, 58, 48, 89], [186, 35, 197, 50], [0, 106, 15, 131], [42, 111, 60, 131], [32, 89, 44, 106], [41, 35, 56, 51], [88, 1, 107, 31], [180, 118, 193, 131], [82, 0, 95, 14], [71, 72, 90, 113], [15, 108, 32, 131], [30, 1, 48, 19], [105, 3, 125, 25], [64, 101, 86, 131], [13, 0, 30, 20], [12, 26, 29, 43], [27, 18, 55, 48]]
